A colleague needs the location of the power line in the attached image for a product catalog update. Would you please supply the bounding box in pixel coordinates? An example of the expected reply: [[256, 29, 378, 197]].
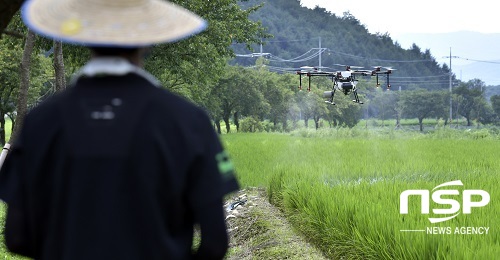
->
[[392, 75, 449, 79], [268, 48, 326, 63], [455, 57, 500, 64], [235, 48, 326, 63], [329, 50, 435, 63]]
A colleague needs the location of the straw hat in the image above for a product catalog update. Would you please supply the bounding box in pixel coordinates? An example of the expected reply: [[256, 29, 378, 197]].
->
[[21, 0, 207, 47]]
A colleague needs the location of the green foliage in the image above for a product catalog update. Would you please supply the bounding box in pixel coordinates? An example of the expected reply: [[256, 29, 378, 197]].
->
[[240, 116, 264, 132], [145, 0, 270, 102], [0, 19, 53, 144], [454, 80, 488, 126], [401, 89, 448, 131], [491, 95, 500, 119]]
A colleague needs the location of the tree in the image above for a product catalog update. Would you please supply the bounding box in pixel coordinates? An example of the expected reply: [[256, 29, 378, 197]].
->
[[209, 66, 267, 133], [252, 60, 294, 131], [454, 79, 487, 126], [1, 13, 53, 145], [474, 98, 495, 126], [0, 37, 22, 144], [370, 88, 399, 127], [401, 89, 447, 131], [10, 29, 36, 142], [53, 41, 67, 92], [491, 95, 500, 119], [145, 0, 269, 104]]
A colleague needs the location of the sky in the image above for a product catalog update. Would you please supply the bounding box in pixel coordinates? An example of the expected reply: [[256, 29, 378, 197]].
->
[[299, 0, 500, 85], [299, 0, 500, 35]]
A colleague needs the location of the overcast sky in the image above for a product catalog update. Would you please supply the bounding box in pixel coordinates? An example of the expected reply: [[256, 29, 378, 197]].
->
[[299, 0, 500, 84], [299, 0, 500, 35]]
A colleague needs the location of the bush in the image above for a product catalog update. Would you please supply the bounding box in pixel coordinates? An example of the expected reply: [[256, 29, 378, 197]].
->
[[240, 117, 264, 132]]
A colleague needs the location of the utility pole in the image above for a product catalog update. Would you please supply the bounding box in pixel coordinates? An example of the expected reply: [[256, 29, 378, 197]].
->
[[449, 48, 452, 124], [318, 36, 322, 68], [443, 48, 459, 126], [260, 39, 263, 56]]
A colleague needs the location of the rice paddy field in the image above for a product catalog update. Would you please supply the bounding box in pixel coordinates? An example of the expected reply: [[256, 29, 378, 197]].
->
[[222, 128, 500, 259]]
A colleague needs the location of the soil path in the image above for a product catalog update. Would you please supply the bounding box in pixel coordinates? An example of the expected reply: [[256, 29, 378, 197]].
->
[[224, 187, 327, 259]]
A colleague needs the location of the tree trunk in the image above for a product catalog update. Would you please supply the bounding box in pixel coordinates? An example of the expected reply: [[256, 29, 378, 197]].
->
[[395, 114, 401, 129], [0, 112, 5, 145], [233, 111, 239, 132], [0, 0, 23, 36], [314, 116, 320, 130], [54, 40, 66, 92], [282, 119, 287, 132], [214, 120, 221, 135], [10, 29, 35, 143], [223, 117, 231, 134], [418, 117, 424, 132]]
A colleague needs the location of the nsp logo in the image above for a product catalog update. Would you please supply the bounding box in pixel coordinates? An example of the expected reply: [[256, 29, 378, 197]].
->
[[400, 180, 490, 223]]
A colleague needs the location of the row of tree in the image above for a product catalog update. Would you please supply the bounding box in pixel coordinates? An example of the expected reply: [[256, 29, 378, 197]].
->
[[0, 0, 269, 145], [2, 0, 500, 146], [207, 63, 500, 134], [1, 34, 498, 145]]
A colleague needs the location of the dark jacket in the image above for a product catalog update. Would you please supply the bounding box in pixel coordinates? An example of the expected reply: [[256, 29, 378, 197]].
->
[[0, 71, 238, 259]]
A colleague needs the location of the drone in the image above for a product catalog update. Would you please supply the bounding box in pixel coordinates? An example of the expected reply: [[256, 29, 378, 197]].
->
[[297, 65, 395, 105]]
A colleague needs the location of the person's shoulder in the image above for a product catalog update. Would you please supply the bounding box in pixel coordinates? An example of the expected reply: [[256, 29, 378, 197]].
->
[[24, 89, 72, 125], [147, 86, 209, 120]]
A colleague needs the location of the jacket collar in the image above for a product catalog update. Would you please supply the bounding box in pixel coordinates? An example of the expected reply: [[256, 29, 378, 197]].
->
[[71, 57, 161, 87]]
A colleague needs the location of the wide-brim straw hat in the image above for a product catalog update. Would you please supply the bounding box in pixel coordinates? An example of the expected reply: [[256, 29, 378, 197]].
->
[[21, 0, 207, 47]]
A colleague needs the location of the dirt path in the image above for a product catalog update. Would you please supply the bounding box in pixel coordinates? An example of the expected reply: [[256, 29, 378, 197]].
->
[[224, 187, 327, 260]]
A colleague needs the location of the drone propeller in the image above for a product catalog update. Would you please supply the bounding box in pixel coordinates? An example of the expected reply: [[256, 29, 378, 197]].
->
[[298, 65, 331, 72], [334, 64, 364, 71], [373, 66, 396, 70]]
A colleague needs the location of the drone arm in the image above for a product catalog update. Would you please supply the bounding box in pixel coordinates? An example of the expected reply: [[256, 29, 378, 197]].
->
[[299, 74, 302, 90], [308, 76, 311, 92]]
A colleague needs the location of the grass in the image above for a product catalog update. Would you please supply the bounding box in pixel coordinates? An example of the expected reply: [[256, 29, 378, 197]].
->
[[3, 117, 12, 144], [1, 125, 498, 259], [0, 203, 29, 260], [222, 130, 500, 259]]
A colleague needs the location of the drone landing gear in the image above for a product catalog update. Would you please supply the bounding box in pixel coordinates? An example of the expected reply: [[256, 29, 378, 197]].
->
[[352, 91, 363, 104]]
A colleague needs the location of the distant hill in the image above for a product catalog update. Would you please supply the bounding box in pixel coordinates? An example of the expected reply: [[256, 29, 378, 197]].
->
[[232, 0, 453, 91], [394, 31, 500, 86], [456, 60, 500, 87]]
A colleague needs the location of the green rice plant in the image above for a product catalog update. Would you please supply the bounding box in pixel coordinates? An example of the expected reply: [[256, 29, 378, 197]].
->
[[223, 133, 500, 259]]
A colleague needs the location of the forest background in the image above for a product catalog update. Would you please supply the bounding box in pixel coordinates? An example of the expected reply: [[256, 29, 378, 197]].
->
[[2, 0, 500, 145]]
